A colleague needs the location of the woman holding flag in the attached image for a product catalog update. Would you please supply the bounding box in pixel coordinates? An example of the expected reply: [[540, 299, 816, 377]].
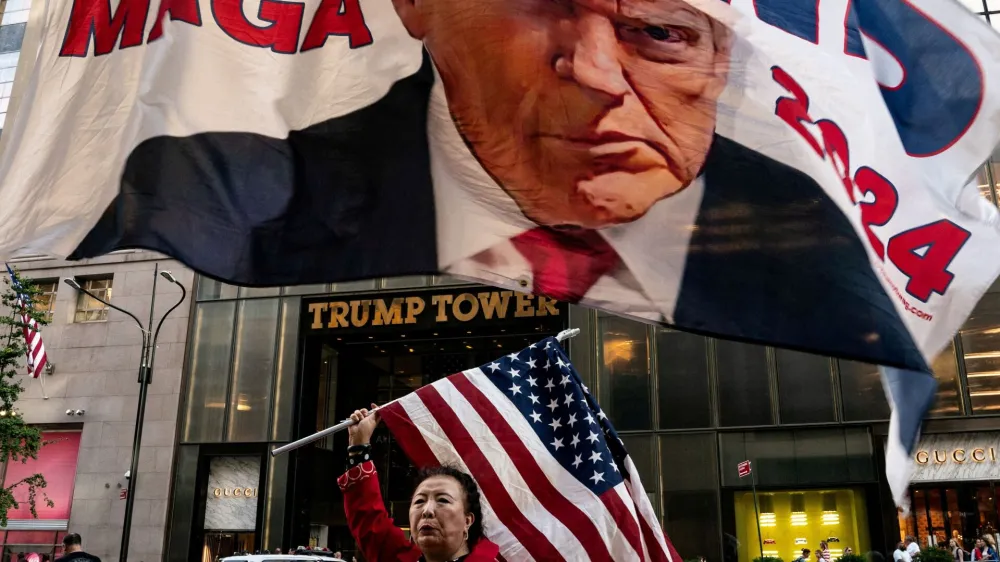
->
[[337, 404, 501, 562]]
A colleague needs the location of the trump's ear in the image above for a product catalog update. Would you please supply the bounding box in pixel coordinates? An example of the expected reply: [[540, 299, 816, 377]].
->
[[391, 0, 426, 39]]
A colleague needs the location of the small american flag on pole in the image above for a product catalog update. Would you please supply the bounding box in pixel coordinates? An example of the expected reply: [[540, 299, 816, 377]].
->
[[5, 264, 47, 379], [380, 336, 678, 562]]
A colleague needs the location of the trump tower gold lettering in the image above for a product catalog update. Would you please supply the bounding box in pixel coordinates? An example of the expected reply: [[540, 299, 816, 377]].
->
[[308, 291, 561, 330]]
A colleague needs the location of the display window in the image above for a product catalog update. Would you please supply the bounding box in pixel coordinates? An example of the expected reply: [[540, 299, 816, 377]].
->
[[733, 489, 870, 562]]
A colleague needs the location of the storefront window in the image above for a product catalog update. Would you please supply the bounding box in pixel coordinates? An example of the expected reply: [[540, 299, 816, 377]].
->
[[732, 489, 870, 562], [330, 279, 378, 292], [196, 277, 238, 300], [621, 434, 658, 514], [928, 342, 963, 417], [901, 486, 998, 550], [3, 531, 65, 562], [976, 163, 997, 206], [661, 433, 721, 562], [719, 429, 874, 488], [838, 360, 890, 421], [598, 315, 651, 430], [4, 431, 81, 523], [239, 286, 281, 298], [431, 275, 465, 286], [227, 298, 280, 441], [656, 329, 711, 429], [182, 301, 237, 443], [716, 341, 771, 427], [775, 350, 835, 424], [272, 298, 300, 442], [961, 292, 1000, 414], [283, 284, 329, 295], [382, 276, 430, 289], [0, 430, 80, 562]]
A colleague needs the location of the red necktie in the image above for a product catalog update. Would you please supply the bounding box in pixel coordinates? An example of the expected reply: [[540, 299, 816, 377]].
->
[[510, 227, 621, 303]]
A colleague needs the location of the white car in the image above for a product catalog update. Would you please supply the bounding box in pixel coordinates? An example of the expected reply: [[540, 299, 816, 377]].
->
[[220, 553, 346, 562]]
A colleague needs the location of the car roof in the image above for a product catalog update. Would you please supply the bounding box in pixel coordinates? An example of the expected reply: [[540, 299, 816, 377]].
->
[[221, 554, 345, 562]]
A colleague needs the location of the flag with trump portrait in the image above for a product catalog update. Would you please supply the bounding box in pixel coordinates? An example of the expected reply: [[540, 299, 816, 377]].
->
[[0, 0, 999, 506], [378, 336, 675, 562]]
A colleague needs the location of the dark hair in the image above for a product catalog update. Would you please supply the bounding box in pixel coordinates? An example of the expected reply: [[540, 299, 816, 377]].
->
[[414, 465, 484, 547], [63, 533, 83, 547], [803, 549, 811, 556]]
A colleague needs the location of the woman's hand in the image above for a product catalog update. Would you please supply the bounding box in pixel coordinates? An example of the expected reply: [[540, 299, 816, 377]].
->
[[348, 403, 380, 448]]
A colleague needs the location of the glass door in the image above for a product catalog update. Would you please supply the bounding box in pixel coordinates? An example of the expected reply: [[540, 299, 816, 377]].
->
[[973, 486, 999, 546], [202, 531, 256, 562]]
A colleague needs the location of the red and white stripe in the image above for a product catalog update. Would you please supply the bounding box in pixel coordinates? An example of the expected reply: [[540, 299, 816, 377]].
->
[[380, 367, 672, 562], [16, 296, 46, 379]]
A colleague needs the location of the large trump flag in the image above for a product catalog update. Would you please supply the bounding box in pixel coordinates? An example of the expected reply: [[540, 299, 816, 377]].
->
[[0, 0, 998, 503]]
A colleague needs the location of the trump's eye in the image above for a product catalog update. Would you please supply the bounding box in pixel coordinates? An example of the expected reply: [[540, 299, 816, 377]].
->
[[617, 23, 699, 62], [638, 25, 685, 42]]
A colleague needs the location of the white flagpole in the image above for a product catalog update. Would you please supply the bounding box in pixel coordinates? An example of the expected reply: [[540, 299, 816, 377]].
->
[[37, 373, 48, 400]]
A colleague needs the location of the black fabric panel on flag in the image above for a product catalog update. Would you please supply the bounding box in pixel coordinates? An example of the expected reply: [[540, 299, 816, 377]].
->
[[673, 136, 927, 372], [71, 56, 438, 287]]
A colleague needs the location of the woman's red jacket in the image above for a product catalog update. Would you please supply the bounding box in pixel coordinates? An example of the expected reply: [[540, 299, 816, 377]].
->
[[338, 461, 501, 562]]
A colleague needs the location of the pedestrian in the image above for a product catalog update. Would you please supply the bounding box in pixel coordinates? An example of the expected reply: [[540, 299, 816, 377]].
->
[[795, 548, 812, 562], [341, 405, 500, 561], [819, 541, 831, 562], [907, 537, 921, 560], [845, 548, 854, 556], [54, 533, 101, 562], [984, 537, 999, 561], [951, 539, 968, 562], [895, 541, 913, 562]]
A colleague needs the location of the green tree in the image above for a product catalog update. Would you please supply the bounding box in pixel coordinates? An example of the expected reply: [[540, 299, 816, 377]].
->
[[917, 546, 954, 562], [0, 267, 52, 526]]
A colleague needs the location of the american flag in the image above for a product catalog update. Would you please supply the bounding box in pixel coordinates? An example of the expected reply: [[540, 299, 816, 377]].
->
[[5, 265, 47, 379], [380, 336, 679, 562]]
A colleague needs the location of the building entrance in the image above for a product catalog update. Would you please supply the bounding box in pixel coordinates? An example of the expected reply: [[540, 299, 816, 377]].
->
[[289, 288, 568, 556], [202, 531, 256, 562], [900, 484, 1000, 550]]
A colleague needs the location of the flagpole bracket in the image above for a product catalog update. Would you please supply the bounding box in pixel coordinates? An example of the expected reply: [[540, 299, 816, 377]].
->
[[555, 328, 581, 342]]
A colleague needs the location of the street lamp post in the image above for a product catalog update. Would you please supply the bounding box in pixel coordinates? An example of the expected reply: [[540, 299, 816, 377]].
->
[[65, 264, 187, 562]]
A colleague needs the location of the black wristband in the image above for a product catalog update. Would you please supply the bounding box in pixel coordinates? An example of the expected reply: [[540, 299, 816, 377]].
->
[[348, 443, 371, 455], [346, 445, 371, 470]]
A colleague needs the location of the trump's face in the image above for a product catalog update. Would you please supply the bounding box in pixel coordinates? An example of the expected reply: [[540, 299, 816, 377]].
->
[[392, 0, 732, 228]]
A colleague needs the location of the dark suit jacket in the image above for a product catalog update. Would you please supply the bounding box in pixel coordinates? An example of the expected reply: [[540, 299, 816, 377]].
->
[[674, 135, 926, 370], [71, 58, 440, 287]]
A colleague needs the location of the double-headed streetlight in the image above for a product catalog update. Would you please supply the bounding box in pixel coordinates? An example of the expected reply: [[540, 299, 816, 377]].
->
[[64, 264, 186, 562]]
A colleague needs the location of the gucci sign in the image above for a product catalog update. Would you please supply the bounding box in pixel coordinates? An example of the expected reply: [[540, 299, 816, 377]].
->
[[905, 433, 1000, 483], [213, 487, 258, 498], [915, 448, 998, 464]]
